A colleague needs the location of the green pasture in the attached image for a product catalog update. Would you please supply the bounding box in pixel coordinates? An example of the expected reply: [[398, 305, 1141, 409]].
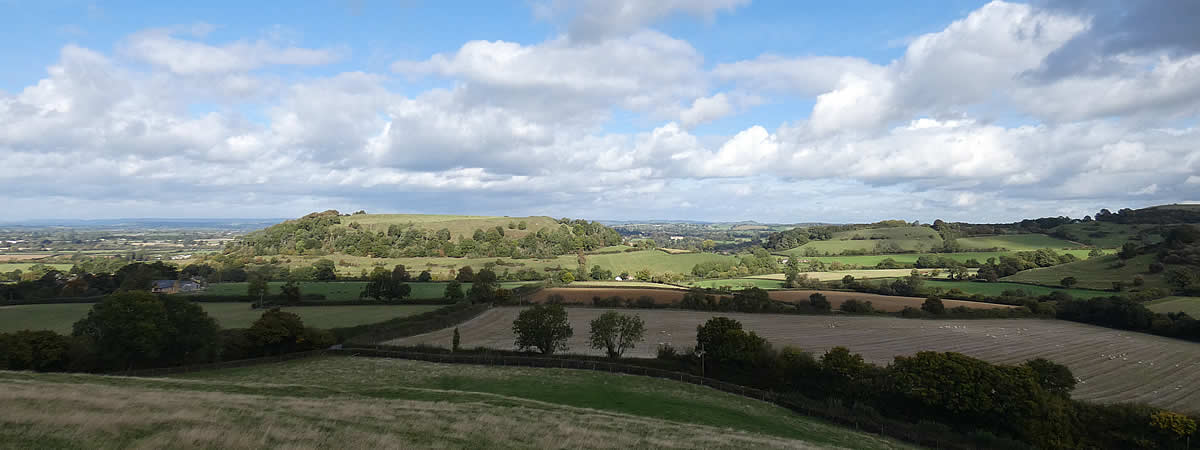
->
[[1002, 254, 1170, 291], [921, 280, 1115, 299], [0, 303, 440, 333], [1146, 297, 1200, 316], [954, 234, 1084, 251], [203, 281, 536, 300]]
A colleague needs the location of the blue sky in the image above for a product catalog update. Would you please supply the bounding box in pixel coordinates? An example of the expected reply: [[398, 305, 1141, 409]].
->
[[0, 0, 1197, 223]]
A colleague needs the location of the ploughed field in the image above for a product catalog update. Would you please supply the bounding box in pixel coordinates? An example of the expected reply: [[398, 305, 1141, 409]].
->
[[390, 307, 1200, 413], [530, 287, 1013, 312]]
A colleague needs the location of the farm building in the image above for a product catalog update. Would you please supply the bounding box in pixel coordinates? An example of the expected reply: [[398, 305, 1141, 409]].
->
[[151, 280, 205, 294]]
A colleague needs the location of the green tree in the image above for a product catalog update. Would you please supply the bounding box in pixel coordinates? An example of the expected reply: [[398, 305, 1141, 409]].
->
[[455, 266, 475, 282], [248, 272, 269, 306], [922, 296, 946, 315], [417, 270, 432, 282], [72, 291, 218, 369], [809, 293, 831, 312], [247, 308, 305, 355], [1060, 276, 1078, 288], [512, 304, 573, 354], [634, 268, 653, 281], [695, 317, 768, 365], [392, 264, 410, 282], [517, 221, 527, 230], [1150, 411, 1196, 446], [1023, 358, 1076, 397], [784, 258, 801, 288], [312, 259, 337, 281], [281, 279, 301, 305], [560, 270, 575, 284], [589, 265, 612, 281], [444, 280, 465, 300], [468, 268, 498, 303], [588, 311, 646, 358]]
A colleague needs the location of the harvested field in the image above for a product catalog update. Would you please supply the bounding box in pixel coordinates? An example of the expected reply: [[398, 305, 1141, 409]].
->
[[530, 287, 1010, 312], [390, 307, 1200, 413]]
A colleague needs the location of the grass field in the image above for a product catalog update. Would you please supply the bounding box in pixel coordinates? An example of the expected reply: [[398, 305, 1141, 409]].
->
[[1049, 221, 1165, 248], [393, 307, 1200, 413], [1146, 297, 1200, 316], [567, 281, 687, 289], [791, 249, 1104, 267], [688, 278, 785, 289], [163, 356, 911, 449], [0, 303, 439, 333], [338, 214, 562, 241], [0, 361, 909, 450], [921, 280, 1115, 299], [777, 226, 943, 256], [284, 249, 743, 279], [0, 262, 74, 272], [203, 281, 536, 300], [954, 234, 1083, 251], [1002, 254, 1170, 291]]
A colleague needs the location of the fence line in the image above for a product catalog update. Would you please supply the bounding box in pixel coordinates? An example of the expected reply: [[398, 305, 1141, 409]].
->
[[115, 350, 326, 377], [331, 346, 970, 450]]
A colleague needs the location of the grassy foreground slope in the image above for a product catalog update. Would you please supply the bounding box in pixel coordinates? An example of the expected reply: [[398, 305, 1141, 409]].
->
[[0, 303, 439, 333], [0, 367, 886, 450], [171, 357, 910, 449]]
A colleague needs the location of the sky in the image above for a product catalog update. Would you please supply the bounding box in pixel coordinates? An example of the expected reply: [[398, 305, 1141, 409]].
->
[[1, 0, 1198, 223]]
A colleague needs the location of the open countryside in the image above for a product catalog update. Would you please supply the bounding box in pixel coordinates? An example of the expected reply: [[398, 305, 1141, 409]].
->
[[392, 307, 1200, 413], [3, 0, 1200, 444]]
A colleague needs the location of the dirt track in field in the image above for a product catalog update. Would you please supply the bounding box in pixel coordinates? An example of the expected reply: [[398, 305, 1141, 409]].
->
[[530, 288, 1013, 312], [389, 307, 1200, 413]]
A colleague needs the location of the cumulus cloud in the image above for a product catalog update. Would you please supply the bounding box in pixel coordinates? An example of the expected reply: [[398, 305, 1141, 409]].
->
[[3, 2, 1200, 222]]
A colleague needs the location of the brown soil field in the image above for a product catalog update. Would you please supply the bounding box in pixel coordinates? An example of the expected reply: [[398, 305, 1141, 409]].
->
[[390, 307, 1200, 413], [530, 288, 1012, 312]]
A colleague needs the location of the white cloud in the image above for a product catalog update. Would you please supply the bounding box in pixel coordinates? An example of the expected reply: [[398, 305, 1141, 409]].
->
[[680, 93, 733, 127], [536, 0, 750, 41], [121, 25, 342, 75]]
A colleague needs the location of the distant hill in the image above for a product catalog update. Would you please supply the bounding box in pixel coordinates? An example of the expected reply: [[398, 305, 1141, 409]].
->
[[226, 210, 621, 259]]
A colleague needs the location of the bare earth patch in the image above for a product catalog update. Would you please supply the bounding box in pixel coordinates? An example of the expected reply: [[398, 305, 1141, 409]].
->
[[390, 307, 1200, 413]]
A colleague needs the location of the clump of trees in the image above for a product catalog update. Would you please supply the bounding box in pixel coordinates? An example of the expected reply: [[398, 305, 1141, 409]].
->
[[361, 265, 412, 302]]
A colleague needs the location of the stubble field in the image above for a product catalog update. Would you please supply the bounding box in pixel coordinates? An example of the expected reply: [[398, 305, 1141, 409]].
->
[[390, 307, 1200, 413]]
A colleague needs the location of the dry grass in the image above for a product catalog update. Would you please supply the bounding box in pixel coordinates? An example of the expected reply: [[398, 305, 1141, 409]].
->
[[0, 371, 846, 449], [390, 307, 1200, 413]]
